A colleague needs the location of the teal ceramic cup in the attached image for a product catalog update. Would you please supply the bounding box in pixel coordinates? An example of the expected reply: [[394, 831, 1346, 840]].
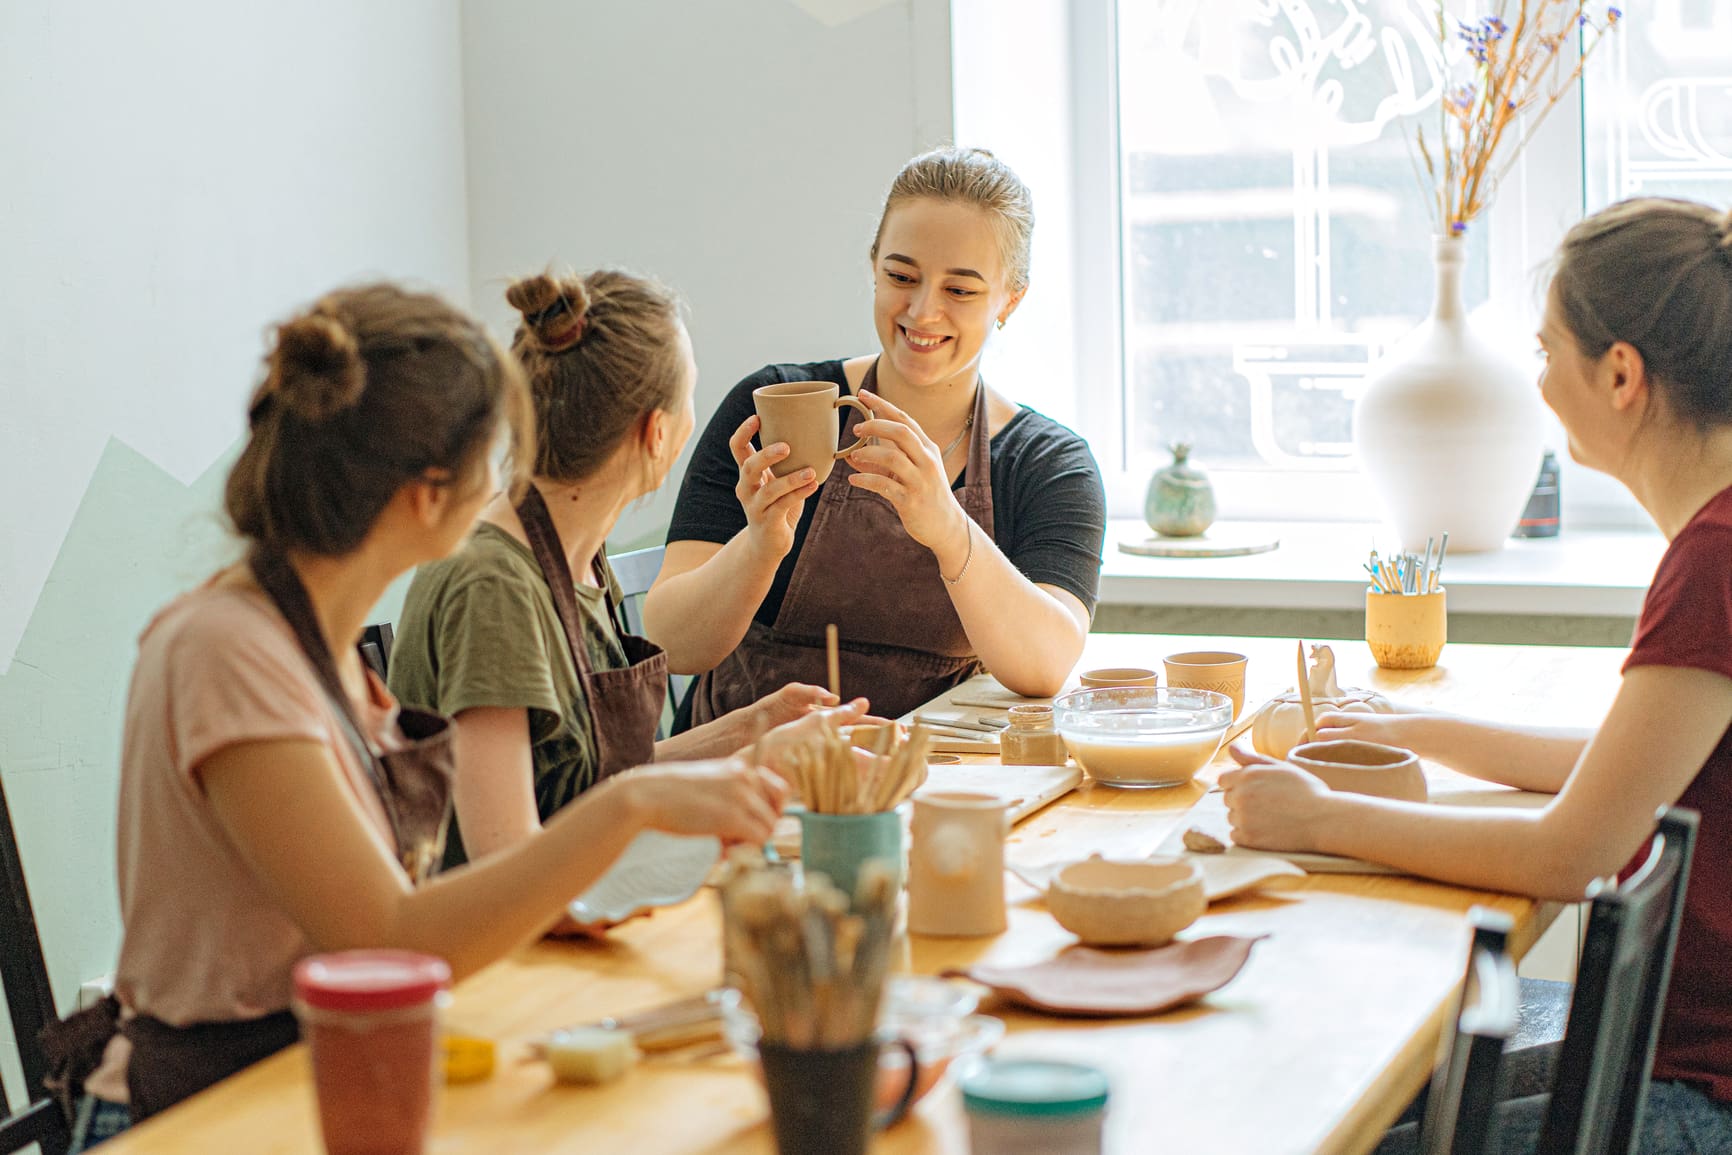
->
[[797, 809, 904, 906]]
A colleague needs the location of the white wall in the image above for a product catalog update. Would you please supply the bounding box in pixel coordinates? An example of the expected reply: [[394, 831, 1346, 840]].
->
[[0, 0, 471, 1090], [459, 0, 953, 545]]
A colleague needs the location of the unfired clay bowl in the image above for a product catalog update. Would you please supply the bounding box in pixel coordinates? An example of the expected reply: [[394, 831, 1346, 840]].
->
[[1287, 740, 1427, 803], [1045, 854, 1206, 948]]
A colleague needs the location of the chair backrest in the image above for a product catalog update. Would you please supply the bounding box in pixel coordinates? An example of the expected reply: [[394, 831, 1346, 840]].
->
[[0, 775, 69, 1154], [0, 1099, 68, 1155], [1538, 807, 1699, 1155], [359, 622, 395, 682], [1420, 906, 1520, 1155], [0, 775, 56, 1111], [606, 546, 665, 637], [606, 546, 690, 736]]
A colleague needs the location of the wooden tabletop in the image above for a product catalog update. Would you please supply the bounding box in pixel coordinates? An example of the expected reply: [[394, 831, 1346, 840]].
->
[[101, 634, 1628, 1155]]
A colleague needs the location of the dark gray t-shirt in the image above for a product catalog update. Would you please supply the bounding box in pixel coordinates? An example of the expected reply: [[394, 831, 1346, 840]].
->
[[666, 359, 1107, 625]]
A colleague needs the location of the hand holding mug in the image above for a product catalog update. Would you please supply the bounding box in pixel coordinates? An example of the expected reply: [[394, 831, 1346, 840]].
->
[[729, 415, 820, 562], [845, 390, 972, 559]]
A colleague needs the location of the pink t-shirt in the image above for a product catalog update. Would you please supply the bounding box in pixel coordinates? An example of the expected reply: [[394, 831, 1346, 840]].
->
[[111, 581, 402, 1027]]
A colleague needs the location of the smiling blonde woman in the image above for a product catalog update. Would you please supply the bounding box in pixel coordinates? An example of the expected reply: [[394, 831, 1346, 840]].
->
[[646, 147, 1107, 727]]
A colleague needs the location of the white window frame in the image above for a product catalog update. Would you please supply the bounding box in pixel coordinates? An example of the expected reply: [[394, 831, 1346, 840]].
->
[[953, 0, 1650, 530]]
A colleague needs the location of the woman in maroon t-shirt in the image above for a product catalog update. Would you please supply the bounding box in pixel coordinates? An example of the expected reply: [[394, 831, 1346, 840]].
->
[[1223, 197, 1732, 1152]]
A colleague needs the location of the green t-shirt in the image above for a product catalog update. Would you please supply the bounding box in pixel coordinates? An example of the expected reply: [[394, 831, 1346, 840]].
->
[[388, 521, 628, 828]]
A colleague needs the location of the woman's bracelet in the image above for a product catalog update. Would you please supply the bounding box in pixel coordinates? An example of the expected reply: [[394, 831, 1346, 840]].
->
[[942, 519, 975, 586]]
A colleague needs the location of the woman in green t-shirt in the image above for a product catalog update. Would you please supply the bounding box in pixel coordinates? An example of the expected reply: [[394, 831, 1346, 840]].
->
[[391, 269, 868, 886]]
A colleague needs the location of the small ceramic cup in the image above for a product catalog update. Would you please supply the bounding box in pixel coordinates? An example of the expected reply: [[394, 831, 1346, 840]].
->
[[1077, 667, 1159, 690], [753, 381, 872, 484], [1162, 651, 1248, 719], [797, 808, 904, 908], [1366, 588, 1446, 670], [1287, 740, 1427, 803]]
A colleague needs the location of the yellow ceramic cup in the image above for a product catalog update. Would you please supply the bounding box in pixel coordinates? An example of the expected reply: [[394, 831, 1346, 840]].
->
[[1365, 588, 1447, 670], [1162, 651, 1248, 719]]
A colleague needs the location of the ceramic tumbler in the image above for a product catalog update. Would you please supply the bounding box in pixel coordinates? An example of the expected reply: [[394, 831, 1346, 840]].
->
[[1161, 651, 1248, 719], [753, 381, 872, 484], [1365, 589, 1447, 670], [1077, 667, 1159, 690], [907, 792, 1009, 937], [758, 1038, 919, 1155], [798, 809, 904, 908]]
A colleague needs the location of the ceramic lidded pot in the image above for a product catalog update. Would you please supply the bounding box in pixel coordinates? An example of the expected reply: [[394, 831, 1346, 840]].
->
[[1144, 442, 1216, 538], [1045, 854, 1205, 948], [1250, 643, 1397, 760]]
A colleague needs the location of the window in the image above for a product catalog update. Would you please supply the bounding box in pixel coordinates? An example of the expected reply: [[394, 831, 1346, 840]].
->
[[954, 0, 1732, 525]]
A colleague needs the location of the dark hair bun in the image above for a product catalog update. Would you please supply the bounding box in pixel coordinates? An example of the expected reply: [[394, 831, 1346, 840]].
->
[[505, 272, 591, 352], [267, 313, 366, 421]]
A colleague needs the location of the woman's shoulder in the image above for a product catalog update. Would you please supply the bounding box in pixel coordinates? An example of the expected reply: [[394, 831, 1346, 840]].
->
[[143, 581, 297, 662], [989, 404, 1099, 469], [414, 522, 543, 595]]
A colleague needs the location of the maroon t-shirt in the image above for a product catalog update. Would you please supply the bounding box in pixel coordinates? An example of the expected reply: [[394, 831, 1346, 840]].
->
[[1624, 483, 1732, 1099]]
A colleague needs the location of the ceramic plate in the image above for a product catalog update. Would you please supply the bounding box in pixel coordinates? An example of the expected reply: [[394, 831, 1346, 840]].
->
[[945, 936, 1264, 1017], [567, 830, 721, 925]]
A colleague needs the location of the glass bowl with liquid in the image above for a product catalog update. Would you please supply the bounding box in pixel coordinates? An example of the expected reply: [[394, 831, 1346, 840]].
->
[[1053, 686, 1233, 788]]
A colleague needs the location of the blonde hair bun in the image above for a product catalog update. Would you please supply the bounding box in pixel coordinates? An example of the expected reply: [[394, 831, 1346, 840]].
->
[[506, 272, 591, 352], [267, 312, 366, 422]]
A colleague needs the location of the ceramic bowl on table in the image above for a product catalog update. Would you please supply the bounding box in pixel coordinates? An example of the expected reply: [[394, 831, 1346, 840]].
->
[[1287, 740, 1427, 803], [721, 976, 1003, 1113], [1052, 687, 1233, 788], [1045, 854, 1206, 947]]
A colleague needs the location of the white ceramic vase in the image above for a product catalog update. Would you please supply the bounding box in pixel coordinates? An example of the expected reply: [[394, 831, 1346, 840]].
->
[[1352, 235, 1544, 553]]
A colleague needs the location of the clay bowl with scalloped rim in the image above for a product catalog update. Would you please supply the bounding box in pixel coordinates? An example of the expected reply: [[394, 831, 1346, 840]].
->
[[1045, 854, 1206, 948]]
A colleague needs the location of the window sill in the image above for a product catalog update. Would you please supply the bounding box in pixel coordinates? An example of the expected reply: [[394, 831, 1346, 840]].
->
[[1100, 520, 1665, 619]]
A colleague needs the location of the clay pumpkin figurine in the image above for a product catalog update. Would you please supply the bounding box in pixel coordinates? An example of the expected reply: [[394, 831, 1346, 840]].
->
[[1251, 644, 1396, 759]]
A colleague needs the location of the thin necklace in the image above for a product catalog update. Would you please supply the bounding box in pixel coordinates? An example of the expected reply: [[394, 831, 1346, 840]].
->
[[940, 410, 975, 459]]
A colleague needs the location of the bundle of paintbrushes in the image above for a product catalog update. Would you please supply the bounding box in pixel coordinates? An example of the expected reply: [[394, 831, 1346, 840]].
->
[[1365, 531, 1449, 596], [778, 717, 931, 815], [717, 849, 899, 1049]]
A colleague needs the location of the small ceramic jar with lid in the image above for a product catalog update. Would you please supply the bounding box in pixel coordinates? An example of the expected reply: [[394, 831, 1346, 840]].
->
[[962, 1058, 1109, 1155], [999, 705, 1069, 766]]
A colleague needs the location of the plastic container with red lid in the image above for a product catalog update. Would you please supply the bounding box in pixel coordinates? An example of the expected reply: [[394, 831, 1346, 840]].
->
[[292, 951, 451, 1155]]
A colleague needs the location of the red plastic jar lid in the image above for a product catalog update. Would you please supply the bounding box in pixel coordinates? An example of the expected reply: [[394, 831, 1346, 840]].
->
[[293, 951, 451, 1013]]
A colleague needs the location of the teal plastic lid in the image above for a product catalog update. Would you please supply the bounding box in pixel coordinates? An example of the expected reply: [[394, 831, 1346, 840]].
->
[[961, 1058, 1110, 1118]]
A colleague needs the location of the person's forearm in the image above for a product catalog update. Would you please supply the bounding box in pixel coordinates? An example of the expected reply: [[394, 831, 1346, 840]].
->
[[1407, 714, 1591, 794], [1310, 793, 1602, 901], [655, 714, 744, 761], [380, 779, 647, 979], [934, 527, 1085, 698], [643, 535, 781, 674]]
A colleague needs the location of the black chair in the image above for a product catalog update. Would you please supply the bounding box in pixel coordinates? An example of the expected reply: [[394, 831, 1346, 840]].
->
[[0, 776, 70, 1155], [1418, 907, 1521, 1155], [358, 622, 395, 682], [607, 546, 690, 735], [1537, 806, 1699, 1155]]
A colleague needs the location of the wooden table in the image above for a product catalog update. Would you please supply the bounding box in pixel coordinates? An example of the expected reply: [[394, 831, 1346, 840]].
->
[[101, 635, 1628, 1155]]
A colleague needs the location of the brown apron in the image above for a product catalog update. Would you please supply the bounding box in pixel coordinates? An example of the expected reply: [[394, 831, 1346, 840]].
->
[[691, 361, 995, 724], [516, 484, 668, 781], [43, 550, 459, 1124]]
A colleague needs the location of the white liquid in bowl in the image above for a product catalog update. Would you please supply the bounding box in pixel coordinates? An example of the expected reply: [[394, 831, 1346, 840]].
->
[[1064, 730, 1226, 788]]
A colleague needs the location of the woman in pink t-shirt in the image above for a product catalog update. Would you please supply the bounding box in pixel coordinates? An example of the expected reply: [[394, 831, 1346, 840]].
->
[[59, 284, 791, 1149], [1225, 199, 1732, 1152]]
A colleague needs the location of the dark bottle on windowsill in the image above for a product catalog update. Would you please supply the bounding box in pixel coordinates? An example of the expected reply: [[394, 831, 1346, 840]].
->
[[1513, 450, 1561, 538]]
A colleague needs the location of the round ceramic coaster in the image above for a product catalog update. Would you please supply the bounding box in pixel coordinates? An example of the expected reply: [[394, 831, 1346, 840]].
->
[[1118, 527, 1280, 559]]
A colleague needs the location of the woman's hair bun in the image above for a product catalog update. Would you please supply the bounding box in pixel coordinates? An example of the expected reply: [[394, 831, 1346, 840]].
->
[[265, 312, 366, 422], [505, 272, 591, 353]]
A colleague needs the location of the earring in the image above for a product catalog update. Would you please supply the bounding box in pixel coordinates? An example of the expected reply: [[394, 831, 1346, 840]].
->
[[996, 318, 1006, 331]]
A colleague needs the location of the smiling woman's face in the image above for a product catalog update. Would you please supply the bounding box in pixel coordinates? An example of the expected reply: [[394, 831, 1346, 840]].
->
[[872, 197, 1022, 391]]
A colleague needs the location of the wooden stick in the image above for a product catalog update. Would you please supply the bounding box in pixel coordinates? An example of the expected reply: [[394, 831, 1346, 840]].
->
[[825, 623, 841, 701], [1296, 641, 1318, 746]]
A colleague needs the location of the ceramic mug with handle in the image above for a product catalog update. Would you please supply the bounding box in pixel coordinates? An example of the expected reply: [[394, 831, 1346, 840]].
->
[[753, 381, 873, 485]]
